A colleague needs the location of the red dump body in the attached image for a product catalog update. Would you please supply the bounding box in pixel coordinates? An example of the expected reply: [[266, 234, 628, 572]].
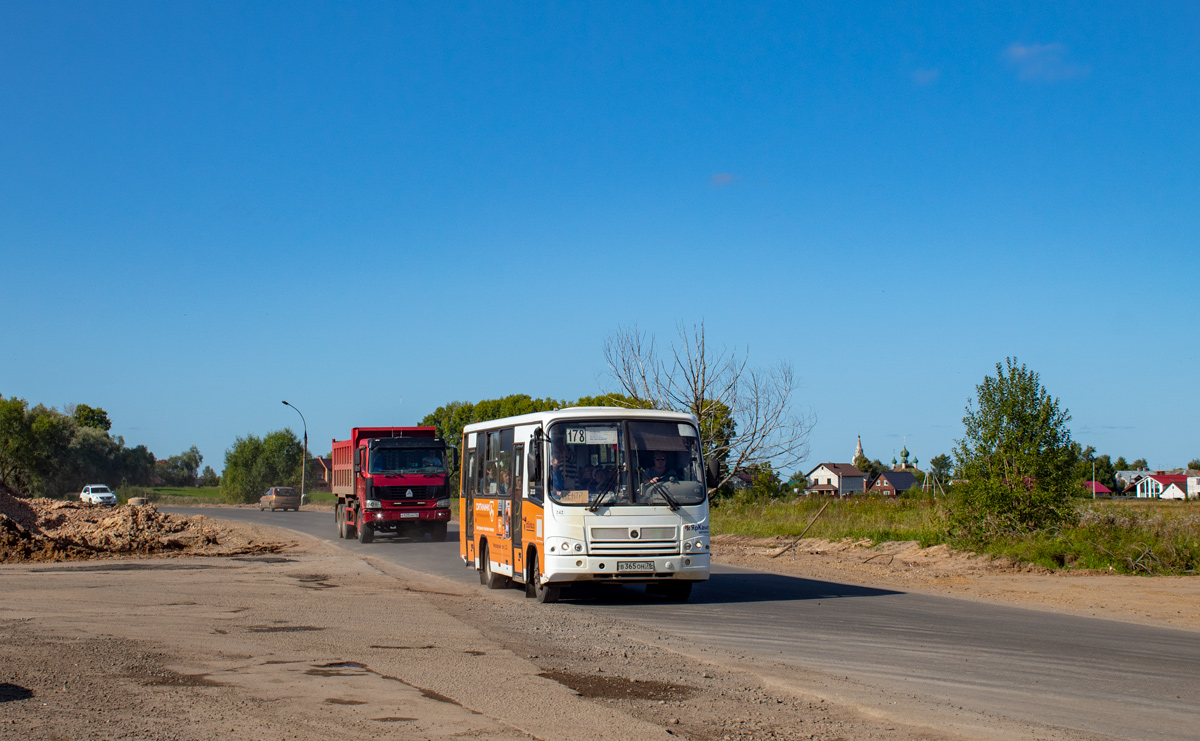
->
[[331, 427, 451, 543]]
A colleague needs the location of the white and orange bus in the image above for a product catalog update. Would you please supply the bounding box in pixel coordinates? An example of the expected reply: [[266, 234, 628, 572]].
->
[[459, 407, 711, 603]]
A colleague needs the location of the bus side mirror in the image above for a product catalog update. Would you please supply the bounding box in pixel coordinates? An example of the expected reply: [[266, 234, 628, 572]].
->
[[353, 449, 361, 475], [705, 458, 719, 489], [527, 447, 541, 480]]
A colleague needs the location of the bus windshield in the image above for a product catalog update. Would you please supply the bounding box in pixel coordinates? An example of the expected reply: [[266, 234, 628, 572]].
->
[[369, 447, 446, 475], [547, 419, 706, 507]]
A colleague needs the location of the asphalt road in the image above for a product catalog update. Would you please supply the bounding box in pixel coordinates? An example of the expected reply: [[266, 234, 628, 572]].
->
[[167, 507, 1200, 740]]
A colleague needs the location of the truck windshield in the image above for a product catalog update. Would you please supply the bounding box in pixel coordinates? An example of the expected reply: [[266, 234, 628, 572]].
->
[[369, 448, 446, 475], [547, 419, 706, 507]]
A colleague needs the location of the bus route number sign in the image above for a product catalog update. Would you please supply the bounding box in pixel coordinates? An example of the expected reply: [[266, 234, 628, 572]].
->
[[565, 428, 617, 445]]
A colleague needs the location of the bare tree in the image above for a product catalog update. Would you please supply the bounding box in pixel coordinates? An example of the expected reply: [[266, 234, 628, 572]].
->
[[603, 322, 814, 492]]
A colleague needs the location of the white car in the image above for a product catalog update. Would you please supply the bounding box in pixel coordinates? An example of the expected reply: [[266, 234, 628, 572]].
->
[[80, 484, 117, 506]]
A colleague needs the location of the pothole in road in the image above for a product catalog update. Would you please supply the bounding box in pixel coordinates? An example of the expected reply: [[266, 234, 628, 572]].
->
[[247, 625, 326, 633], [539, 670, 694, 701], [325, 697, 367, 705], [139, 670, 224, 687], [307, 661, 369, 677], [373, 716, 417, 722], [292, 573, 338, 589]]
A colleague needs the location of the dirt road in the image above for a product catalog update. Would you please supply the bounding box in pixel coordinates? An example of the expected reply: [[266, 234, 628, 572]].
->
[[2, 528, 952, 741], [3, 504, 1198, 740]]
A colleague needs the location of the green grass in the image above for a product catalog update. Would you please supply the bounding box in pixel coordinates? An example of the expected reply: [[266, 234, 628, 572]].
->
[[151, 486, 224, 499], [712, 493, 945, 547], [712, 493, 1200, 575]]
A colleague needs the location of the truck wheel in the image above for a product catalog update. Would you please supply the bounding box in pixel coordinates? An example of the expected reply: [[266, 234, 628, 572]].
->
[[430, 522, 448, 542], [480, 542, 507, 589], [335, 505, 345, 538], [358, 519, 374, 544], [527, 553, 560, 603], [343, 508, 357, 540]]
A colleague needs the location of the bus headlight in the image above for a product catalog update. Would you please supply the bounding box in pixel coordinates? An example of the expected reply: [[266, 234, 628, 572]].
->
[[549, 538, 585, 554], [365, 500, 382, 510], [435, 498, 451, 509]]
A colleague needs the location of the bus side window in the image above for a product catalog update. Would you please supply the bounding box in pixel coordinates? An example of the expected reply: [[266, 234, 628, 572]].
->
[[463, 448, 477, 496]]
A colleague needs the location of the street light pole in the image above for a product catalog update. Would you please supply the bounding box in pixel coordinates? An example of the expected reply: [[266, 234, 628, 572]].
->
[[282, 400, 307, 505]]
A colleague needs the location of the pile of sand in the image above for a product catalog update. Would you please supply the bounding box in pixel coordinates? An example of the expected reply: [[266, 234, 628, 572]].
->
[[0, 491, 292, 563]]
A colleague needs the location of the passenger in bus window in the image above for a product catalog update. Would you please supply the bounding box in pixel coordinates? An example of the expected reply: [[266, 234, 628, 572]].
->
[[579, 465, 596, 492], [550, 452, 566, 492], [643, 452, 679, 484]]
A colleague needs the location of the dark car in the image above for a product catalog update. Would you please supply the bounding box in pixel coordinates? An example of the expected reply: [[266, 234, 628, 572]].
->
[[259, 487, 301, 511]]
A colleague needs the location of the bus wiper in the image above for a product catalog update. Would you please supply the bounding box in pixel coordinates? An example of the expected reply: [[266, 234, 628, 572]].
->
[[648, 483, 681, 511], [588, 489, 614, 512]]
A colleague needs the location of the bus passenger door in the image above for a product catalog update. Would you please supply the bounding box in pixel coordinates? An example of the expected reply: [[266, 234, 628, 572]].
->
[[512, 443, 524, 578], [463, 446, 476, 560]]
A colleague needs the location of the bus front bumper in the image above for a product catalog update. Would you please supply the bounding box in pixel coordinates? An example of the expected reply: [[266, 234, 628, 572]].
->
[[544, 553, 709, 584]]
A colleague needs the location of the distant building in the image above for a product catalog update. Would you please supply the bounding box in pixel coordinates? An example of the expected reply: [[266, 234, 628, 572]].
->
[[1083, 481, 1112, 495], [805, 463, 866, 497], [1161, 481, 1189, 500], [1135, 474, 1189, 499], [867, 470, 919, 497]]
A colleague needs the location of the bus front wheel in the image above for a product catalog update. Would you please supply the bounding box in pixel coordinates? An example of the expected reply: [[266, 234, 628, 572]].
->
[[526, 552, 560, 604]]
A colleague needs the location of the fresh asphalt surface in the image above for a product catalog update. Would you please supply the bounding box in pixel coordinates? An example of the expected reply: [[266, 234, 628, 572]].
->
[[166, 507, 1200, 740]]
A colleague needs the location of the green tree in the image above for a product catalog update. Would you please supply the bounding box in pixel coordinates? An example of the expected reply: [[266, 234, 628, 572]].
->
[[71, 404, 112, 431], [0, 396, 75, 497], [1130, 458, 1148, 470], [1189, 459, 1200, 471], [853, 454, 887, 477], [949, 358, 1079, 540], [786, 470, 808, 493], [200, 465, 219, 486], [928, 454, 952, 486], [221, 430, 302, 504]]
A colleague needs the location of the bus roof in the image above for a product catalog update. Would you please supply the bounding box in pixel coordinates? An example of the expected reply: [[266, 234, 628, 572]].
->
[[461, 406, 697, 434]]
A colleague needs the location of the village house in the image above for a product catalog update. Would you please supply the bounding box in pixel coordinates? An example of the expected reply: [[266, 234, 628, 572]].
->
[[805, 463, 866, 497], [1134, 474, 1189, 498], [867, 470, 919, 497]]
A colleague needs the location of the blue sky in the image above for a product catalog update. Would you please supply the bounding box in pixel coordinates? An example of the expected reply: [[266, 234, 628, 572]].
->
[[2, 2, 1198, 474]]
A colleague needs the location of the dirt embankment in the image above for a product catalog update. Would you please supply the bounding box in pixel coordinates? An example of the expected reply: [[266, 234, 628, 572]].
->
[[0, 492, 293, 563]]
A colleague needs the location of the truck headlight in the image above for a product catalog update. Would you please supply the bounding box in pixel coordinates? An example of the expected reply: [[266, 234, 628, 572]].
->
[[435, 498, 450, 508], [365, 499, 382, 510]]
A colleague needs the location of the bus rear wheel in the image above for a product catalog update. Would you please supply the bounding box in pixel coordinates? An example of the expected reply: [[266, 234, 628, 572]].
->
[[480, 542, 506, 589]]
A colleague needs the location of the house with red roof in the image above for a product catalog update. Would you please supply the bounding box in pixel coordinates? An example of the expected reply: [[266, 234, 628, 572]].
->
[[1135, 474, 1189, 499], [1083, 480, 1112, 495]]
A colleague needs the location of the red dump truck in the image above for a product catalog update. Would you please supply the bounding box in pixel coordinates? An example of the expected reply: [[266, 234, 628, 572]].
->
[[331, 427, 453, 544]]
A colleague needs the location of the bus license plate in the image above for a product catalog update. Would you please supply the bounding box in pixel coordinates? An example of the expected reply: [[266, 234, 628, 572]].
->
[[400, 512, 420, 518], [617, 561, 654, 573]]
